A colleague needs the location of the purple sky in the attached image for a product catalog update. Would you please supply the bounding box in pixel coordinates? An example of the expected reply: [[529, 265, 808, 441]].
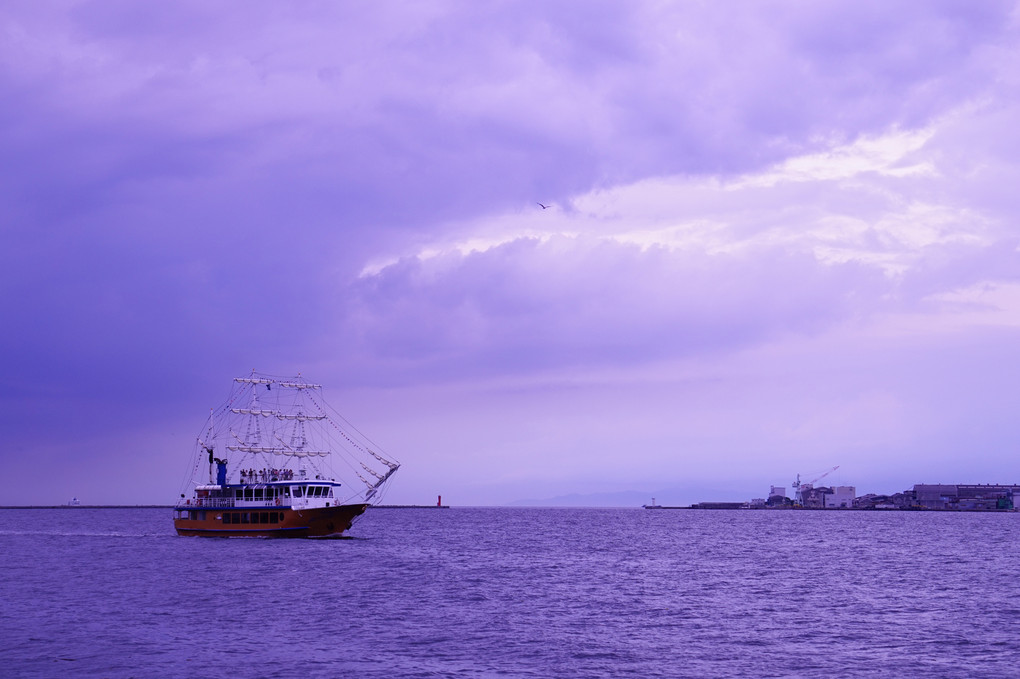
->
[[3, 1, 1020, 506]]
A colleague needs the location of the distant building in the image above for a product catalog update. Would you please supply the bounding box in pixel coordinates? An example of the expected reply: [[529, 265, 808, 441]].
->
[[854, 493, 879, 509], [799, 485, 831, 508], [891, 491, 916, 508], [855, 494, 893, 509], [913, 484, 959, 510], [856, 490, 916, 509], [769, 485, 786, 499], [825, 486, 855, 508], [914, 484, 1018, 510], [690, 502, 747, 510]]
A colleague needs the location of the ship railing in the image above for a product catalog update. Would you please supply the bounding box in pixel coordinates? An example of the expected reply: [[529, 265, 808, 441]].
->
[[177, 497, 237, 509], [176, 497, 285, 509]]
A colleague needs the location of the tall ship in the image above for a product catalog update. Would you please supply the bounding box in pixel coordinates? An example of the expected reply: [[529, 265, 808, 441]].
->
[[173, 372, 399, 538]]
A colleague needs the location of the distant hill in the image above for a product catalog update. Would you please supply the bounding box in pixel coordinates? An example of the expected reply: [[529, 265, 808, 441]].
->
[[509, 485, 759, 507], [508, 490, 654, 507]]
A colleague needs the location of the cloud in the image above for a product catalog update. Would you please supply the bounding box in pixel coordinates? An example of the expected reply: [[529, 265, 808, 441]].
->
[[3, 1, 1013, 222], [344, 235, 885, 384], [3, 1, 1020, 503], [334, 92, 1020, 393]]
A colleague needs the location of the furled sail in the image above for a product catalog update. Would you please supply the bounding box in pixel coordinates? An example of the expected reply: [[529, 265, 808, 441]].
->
[[230, 408, 326, 421], [188, 371, 400, 504]]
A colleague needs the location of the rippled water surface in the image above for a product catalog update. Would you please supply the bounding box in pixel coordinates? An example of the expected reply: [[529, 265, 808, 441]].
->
[[2, 507, 1019, 678]]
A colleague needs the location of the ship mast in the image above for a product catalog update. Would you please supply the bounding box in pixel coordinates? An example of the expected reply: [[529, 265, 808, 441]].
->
[[185, 371, 400, 501]]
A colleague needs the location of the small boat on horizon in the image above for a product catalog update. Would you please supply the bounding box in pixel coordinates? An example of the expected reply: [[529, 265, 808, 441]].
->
[[173, 372, 400, 538]]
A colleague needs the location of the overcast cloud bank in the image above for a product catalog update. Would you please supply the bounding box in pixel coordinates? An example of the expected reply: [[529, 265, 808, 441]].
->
[[2, 1, 1019, 505]]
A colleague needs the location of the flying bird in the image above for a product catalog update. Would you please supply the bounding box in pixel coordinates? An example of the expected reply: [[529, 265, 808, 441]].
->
[[537, 202, 551, 209]]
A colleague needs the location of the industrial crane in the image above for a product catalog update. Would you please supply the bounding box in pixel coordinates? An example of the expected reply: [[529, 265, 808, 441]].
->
[[793, 465, 840, 504]]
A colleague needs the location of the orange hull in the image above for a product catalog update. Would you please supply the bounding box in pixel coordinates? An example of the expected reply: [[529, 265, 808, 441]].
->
[[173, 504, 368, 538]]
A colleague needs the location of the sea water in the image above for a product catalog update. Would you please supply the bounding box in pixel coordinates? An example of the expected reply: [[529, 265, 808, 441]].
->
[[1, 507, 1018, 678]]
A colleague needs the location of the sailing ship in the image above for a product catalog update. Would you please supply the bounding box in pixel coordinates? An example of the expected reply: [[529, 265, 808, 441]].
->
[[173, 372, 399, 538]]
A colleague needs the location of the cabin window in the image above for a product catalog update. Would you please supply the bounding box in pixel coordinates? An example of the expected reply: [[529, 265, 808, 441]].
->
[[254, 488, 263, 501], [235, 489, 243, 499], [293, 486, 303, 498], [230, 513, 240, 524], [270, 512, 279, 523], [283, 487, 290, 497], [327, 488, 334, 498], [312, 487, 321, 497], [222, 514, 230, 524], [245, 488, 254, 500], [260, 512, 269, 524]]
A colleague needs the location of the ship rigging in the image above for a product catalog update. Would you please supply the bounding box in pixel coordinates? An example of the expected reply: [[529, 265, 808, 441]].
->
[[173, 371, 400, 538]]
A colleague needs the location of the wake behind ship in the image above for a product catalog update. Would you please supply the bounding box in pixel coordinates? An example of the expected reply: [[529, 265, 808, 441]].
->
[[173, 372, 399, 538]]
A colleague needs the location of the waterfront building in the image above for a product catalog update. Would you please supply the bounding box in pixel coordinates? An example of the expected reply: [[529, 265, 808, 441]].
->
[[802, 486, 833, 508], [913, 485, 959, 510], [914, 484, 1018, 510], [690, 502, 747, 510], [824, 486, 856, 508]]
